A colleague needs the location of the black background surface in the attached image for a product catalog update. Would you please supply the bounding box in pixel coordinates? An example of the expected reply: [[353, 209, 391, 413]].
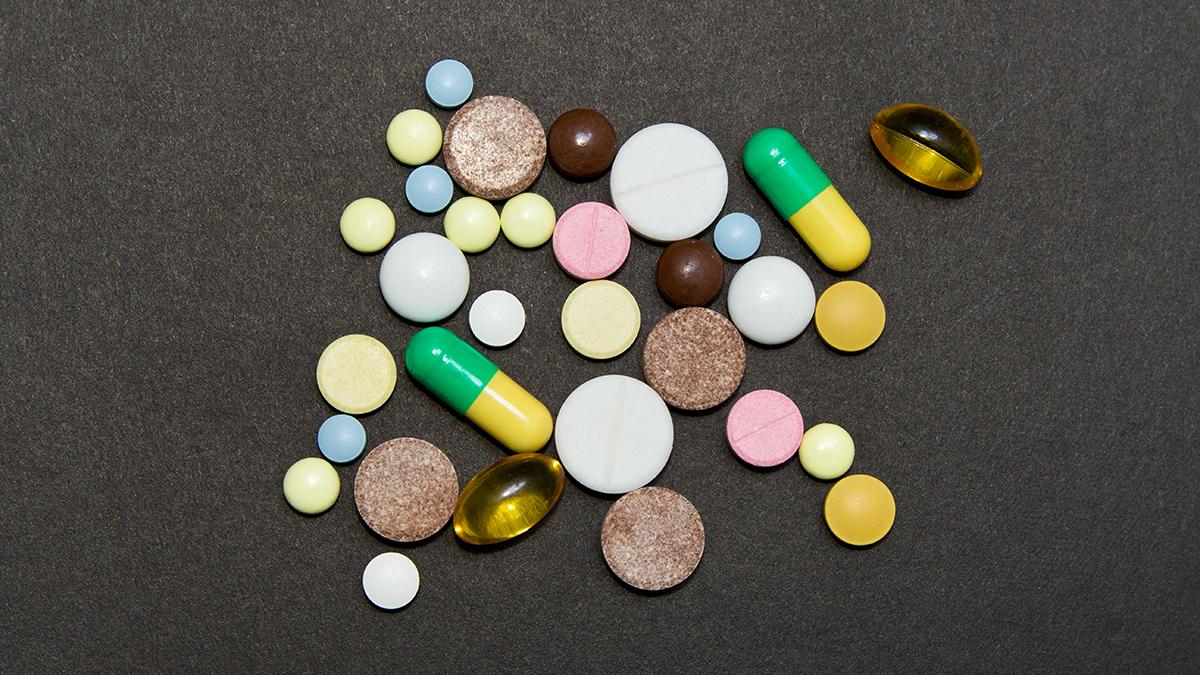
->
[[3, 2, 1198, 671]]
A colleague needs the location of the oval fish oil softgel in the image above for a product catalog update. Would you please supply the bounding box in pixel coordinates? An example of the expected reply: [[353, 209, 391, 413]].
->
[[870, 103, 982, 191]]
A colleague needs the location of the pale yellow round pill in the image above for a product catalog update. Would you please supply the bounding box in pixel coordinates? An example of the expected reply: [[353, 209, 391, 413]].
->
[[283, 457, 340, 515], [316, 334, 397, 414], [386, 109, 442, 165], [443, 196, 501, 253], [561, 280, 641, 359], [798, 422, 855, 480], [500, 193, 556, 248], [339, 197, 396, 253]]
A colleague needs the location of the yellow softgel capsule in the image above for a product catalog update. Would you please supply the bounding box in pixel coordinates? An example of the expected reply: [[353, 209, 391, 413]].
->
[[443, 196, 501, 253], [386, 109, 442, 165], [798, 422, 855, 480], [814, 281, 886, 352], [561, 280, 641, 359], [824, 474, 895, 546], [283, 457, 340, 515], [339, 197, 396, 253], [499, 193, 556, 248], [453, 453, 565, 545], [870, 103, 982, 191], [316, 334, 397, 414]]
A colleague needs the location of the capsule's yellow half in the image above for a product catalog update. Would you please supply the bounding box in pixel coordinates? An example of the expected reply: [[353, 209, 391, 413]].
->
[[465, 372, 553, 453], [786, 186, 872, 272]]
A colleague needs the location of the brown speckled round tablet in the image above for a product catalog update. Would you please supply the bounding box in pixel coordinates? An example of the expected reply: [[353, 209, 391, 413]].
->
[[601, 487, 704, 591], [642, 307, 745, 410], [354, 438, 458, 543], [443, 95, 546, 200]]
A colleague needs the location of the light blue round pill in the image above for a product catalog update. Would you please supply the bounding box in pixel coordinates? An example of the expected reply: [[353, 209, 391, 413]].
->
[[318, 414, 367, 464], [405, 164, 454, 214], [425, 59, 474, 108], [714, 212, 762, 261]]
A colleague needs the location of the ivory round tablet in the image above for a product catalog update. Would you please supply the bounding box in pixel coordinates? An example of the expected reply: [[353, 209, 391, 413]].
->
[[316, 334, 397, 414], [609, 123, 728, 242], [379, 232, 470, 323], [555, 375, 673, 494], [560, 280, 640, 359], [362, 552, 420, 610], [727, 256, 815, 345], [468, 290, 526, 347]]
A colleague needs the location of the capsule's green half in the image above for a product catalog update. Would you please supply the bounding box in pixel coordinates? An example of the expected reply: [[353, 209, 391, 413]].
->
[[744, 128, 871, 272], [405, 327, 553, 453]]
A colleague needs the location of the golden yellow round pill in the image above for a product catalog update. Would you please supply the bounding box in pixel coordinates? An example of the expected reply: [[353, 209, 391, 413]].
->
[[814, 281, 885, 352], [824, 474, 895, 546], [315, 334, 397, 415]]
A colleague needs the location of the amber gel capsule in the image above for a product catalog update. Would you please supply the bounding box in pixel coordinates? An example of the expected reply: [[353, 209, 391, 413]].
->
[[405, 327, 553, 453], [743, 129, 871, 272], [870, 103, 982, 191], [454, 453, 564, 545]]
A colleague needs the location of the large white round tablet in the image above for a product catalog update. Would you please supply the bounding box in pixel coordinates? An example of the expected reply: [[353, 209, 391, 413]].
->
[[727, 256, 816, 345], [468, 290, 526, 347], [379, 232, 470, 323], [609, 123, 728, 242], [555, 375, 673, 494], [362, 552, 420, 610]]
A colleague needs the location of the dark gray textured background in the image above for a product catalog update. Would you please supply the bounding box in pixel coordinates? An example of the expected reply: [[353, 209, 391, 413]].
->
[[3, 1, 1198, 671]]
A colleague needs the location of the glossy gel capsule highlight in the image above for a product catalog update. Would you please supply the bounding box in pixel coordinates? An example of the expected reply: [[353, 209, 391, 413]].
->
[[743, 128, 871, 272], [405, 327, 553, 453]]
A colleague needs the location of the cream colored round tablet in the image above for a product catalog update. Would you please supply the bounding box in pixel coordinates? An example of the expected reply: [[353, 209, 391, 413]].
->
[[386, 109, 442, 165], [443, 196, 501, 253], [500, 193, 556, 248], [316, 335, 398, 414], [798, 422, 855, 480], [283, 457, 340, 515], [561, 280, 640, 359], [339, 197, 396, 253]]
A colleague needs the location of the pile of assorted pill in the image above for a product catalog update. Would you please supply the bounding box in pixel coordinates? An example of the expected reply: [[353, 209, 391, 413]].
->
[[283, 59, 984, 608]]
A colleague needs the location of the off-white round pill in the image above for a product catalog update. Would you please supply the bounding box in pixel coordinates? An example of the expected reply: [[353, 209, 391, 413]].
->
[[610, 123, 728, 242], [362, 552, 420, 610], [560, 280, 641, 359], [468, 290, 526, 347], [727, 256, 815, 345], [555, 374, 673, 494], [379, 232, 470, 323]]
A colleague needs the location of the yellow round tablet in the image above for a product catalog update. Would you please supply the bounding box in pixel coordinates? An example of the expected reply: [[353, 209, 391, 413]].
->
[[798, 422, 855, 480], [814, 281, 886, 352], [339, 197, 396, 253], [499, 193, 556, 248], [316, 334, 397, 414], [824, 474, 895, 546], [561, 280, 641, 359], [283, 457, 340, 515], [386, 109, 442, 165], [443, 196, 500, 253]]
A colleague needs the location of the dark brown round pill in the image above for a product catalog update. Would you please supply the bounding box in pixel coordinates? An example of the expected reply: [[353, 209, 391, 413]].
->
[[354, 437, 458, 543], [547, 108, 618, 181], [443, 95, 546, 200], [601, 487, 705, 592], [655, 239, 724, 307], [642, 307, 745, 410]]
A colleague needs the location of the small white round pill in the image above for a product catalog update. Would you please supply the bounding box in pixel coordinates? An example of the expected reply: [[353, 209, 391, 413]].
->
[[727, 256, 815, 345], [609, 123, 728, 242], [555, 375, 673, 494], [468, 290, 526, 347], [378, 232, 470, 323], [362, 552, 420, 610]]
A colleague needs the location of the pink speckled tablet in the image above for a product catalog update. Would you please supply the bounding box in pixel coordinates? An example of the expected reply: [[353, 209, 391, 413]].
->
[[725, 390, 804, 467], [552, 201, 631, 280]]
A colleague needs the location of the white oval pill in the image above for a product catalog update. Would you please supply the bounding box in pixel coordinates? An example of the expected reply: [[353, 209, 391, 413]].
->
[[727, 256, 815, 345], [609, 123, 728, 242], [362, 552, 420, 610], [555, 375, 673, 494], [468, 290, 526, 347], [379, 232, 470, 323]]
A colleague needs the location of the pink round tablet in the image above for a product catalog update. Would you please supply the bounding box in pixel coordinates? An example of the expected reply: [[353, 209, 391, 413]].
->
[[552, 201, 631, 280], [725, 390, 804, 467]]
